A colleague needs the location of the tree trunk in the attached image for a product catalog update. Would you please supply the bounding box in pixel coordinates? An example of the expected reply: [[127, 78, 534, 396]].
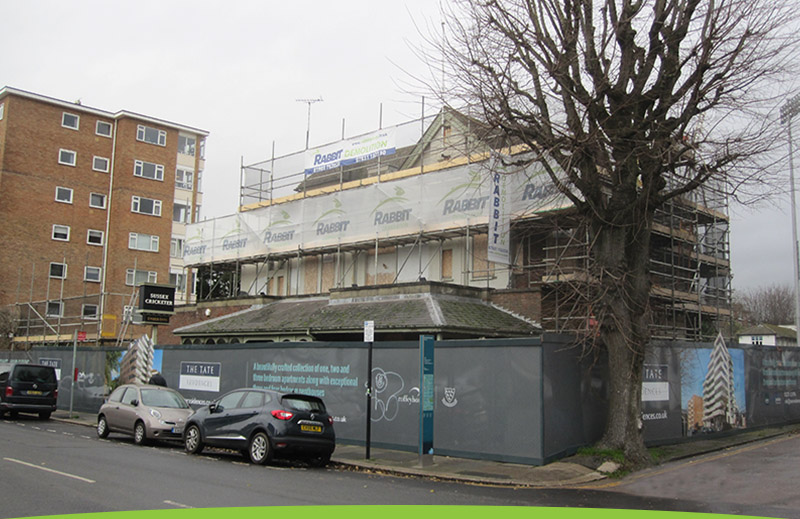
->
[[592, 202, 653, 468]]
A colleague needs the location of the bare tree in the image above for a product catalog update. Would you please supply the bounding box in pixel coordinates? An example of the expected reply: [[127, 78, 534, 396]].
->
[[735, 284, 795, 326], [0, 306, 18, 350], [422, 0, 800, 465]]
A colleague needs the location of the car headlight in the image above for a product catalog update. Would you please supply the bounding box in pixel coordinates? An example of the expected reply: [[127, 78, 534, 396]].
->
[[149, 408, 162, 420]]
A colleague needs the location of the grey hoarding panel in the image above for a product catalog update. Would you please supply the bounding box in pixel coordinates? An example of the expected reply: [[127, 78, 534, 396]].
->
[[641, 346, 682, 442], [745, 346, 800, 427], [542, 339, 607, 461]]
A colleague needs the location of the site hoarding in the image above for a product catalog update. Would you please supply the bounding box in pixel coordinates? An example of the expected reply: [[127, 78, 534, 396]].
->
[[182, 160, 569, 267]]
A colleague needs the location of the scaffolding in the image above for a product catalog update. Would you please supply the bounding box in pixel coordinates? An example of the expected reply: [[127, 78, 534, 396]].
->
[[198, 105, 734, 341]]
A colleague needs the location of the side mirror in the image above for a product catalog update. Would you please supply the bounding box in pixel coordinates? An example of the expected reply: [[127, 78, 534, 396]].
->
[[209, 403, 218, 413], [131, 399, 139, 407]]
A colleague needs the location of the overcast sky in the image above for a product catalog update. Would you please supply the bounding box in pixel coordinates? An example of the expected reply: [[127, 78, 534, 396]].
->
[[3, 0, 795, 293]]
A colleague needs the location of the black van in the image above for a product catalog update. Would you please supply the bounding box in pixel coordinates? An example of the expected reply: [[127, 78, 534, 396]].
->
[[0, 364, 58, 420]]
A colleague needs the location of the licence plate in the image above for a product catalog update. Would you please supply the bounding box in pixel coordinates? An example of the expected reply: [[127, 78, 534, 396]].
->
[[301, 424, 322, 433], [26, 390, 42, 396], [172, 426, 184, 435]]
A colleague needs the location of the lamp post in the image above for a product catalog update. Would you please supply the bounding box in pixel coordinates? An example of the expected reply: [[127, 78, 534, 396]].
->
[[780, 93, 800, 345]]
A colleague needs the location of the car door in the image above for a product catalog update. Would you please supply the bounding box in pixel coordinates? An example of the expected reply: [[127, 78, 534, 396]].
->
[[102, 386, 128, 432], [202, 390, 253, 447], [115, 387, 141, 434]]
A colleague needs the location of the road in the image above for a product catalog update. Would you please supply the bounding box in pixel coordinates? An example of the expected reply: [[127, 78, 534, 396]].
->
[[0, 417, 796, 518]]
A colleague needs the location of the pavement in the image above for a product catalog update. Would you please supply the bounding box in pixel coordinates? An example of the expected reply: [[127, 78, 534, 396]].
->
[[50, 410, 800, 488]]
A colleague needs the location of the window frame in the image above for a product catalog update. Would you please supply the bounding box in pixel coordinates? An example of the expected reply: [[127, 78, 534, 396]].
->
[[178, 135, 196, 156], [95, 120, 113, 137], [175, 167, 194, 190], [49, 262, 67, 279], [55, 186, 73, 204], [52, 224, 70, 242], [173, 202, 190, 224], [61, 112, 80, 130], [170, 237, 184, 258], [126, 268, 158, 286], [131, 196, 162, 217], [93, 156, 110, 173], [128, 232, 160, 252], [134, 160, 165, 181], [89, 192, 107, 209], [136, 124, 166, 146], [58, 149, 77, 167], [81, 304, 99, 320], [46, 301, 63, 318], [84, 266, 102, 283], [87, 229, 104, 246]]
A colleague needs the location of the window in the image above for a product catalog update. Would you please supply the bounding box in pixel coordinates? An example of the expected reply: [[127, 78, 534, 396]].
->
[[89, 192, 107, 209], [442, 249, 453, 280], [49, 262, 67, 279], [93, 156, 110, 172], [128, 232, 159, 252], [84, 266, 102, 282], [170, 238, 184, 258], [62, 112, 79, 130], [87, 229, 104, 246], [55, 186, 73, 204], [178, 135, 196, 156], [59, 149, 77, 166], [82, 304, 99, 320], [0, 103, 4, 120], [173, 203, 190, 223], [96, 120, 112, 137], [137, 124, 166, 146], [126, 269, 157, 286], [46, 301, 63, 317], [194, 204, 202, 222], [134, 160, 164, 181], [175, 168, 193, 190], [52, 224, 70, 241], [131, 196, 162, 216], [196, 170, 203, 193], [170, 271, 186, 292], [199, 138, 205, 159]]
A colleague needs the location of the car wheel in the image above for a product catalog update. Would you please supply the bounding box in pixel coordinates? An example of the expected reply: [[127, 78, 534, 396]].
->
[[248, 431, 272, 465], [9, 411, 18, 418], [133, 421, 148, 445], [184, 424, 203, 454], [308, 453, 331, 468], [97, 415, 109, 438], [39, 411, 51, 420]]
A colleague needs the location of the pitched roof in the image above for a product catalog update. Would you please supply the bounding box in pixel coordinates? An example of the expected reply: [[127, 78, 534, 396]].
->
[[737, 323, 797, 339], [175, 282, 540, 340]]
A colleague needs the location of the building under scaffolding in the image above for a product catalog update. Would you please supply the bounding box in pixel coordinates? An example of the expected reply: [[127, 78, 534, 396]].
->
[[184, 106, 732, 342]]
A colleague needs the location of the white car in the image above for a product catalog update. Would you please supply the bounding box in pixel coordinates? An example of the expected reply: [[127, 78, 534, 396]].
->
[[96, 384, 192, 445]]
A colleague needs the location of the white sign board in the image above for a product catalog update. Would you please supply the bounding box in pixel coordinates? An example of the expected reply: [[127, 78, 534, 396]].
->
[[364, 320, 375, 343]]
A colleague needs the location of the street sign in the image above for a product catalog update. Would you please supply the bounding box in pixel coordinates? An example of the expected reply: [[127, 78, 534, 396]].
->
[[77, 331, 87, 342], [364, 320, 374, 342], [138, 284, 176, 315], [139, 313, 171, 325]]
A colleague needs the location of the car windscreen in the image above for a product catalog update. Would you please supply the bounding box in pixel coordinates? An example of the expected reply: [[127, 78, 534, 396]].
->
[[13, 366, 55, 384], [140, 389, 189, 409], [281, 395, 326, 413]]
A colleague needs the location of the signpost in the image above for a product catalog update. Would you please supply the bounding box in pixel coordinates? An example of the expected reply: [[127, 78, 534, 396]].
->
[[419, 334, 435, 466], [137, 284, 176, 345], [364, 320, 374, 459]]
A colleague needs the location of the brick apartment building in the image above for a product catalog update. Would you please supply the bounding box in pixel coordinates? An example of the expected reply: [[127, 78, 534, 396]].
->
[[0, 87, 208, 346]]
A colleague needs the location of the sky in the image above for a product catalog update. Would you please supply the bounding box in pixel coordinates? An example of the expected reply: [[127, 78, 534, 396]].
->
[[2, 0, 796, 293]]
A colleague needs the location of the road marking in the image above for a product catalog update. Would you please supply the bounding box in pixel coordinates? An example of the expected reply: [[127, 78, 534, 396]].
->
[[164, 500, 192, 509], [4, 458, 96, 484], [584, 434, 798, 489]]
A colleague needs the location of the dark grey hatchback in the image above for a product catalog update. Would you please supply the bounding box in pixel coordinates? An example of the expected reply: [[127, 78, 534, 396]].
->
[[0, 364, 58, 419], [183, 388, 335, 466]]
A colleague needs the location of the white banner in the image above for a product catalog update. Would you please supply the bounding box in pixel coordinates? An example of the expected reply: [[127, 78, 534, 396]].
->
[[304, 128, 396, 175], [487, 168, 511, 265], [184, 158, 570, 266]]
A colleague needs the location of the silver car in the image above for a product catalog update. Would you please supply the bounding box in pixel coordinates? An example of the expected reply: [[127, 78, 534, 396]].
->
[[96, 384, 192, 445]]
